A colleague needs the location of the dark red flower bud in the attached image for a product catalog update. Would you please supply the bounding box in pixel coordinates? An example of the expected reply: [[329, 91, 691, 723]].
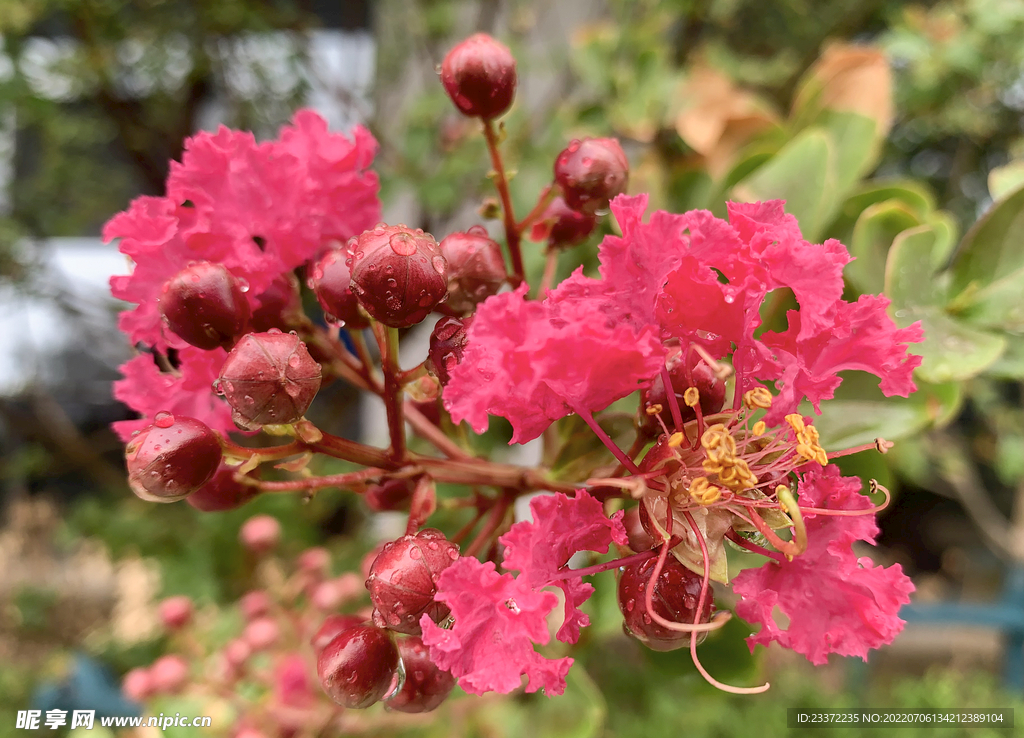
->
[[311, 614, 365, 655], [622, 507, 655, 552], [158, 595, 193, 630], [250, 274, 303, 333], [159, 262, 250, 350], [440, 33, 517, 119], [364, 477, 416, 512], [554, 138, 629, 214], [530, 196, 598, 248], [185, 465, 260, 512], [317, 625, 400, 709], [125, 413, 222, 503], [308, 247, 369, 329], [438, 227, 506, 315], [426, 316, 472, 387], [617, 553, 714, 652], [385, 636, 456, 713], [240, 515, 281, 554], [216, 330, 322, 430], [365, 529, 460, 635], [348, 225, 448, 328], [639, 350, 726, 437]]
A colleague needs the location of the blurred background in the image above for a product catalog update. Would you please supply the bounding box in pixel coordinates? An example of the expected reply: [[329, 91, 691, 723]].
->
[[2, 0, 1024, 735]]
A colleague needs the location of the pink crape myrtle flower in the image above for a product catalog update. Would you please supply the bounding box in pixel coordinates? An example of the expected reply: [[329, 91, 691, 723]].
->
[[443, 281, 663, 443], [500, 491, 629, 643], [419, 558, 572, 696], [732, 466, 914, 665], [107, 109, 380, 429]]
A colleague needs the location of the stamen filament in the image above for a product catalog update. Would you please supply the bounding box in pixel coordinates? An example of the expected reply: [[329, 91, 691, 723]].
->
[[571, 403, 642, 474], [661, 364, 685, 432]]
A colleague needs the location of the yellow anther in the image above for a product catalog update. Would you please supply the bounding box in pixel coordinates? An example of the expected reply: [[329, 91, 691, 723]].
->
[[796, 443, 816, 463], [785, 413, 806, 434], [751, 421, 766, 436], [689, 477, 722, 505], [667, 432, 685, 448], [645, 403, 663, 416], [683, 387, 700, 407], [743, 386, 773, 410]]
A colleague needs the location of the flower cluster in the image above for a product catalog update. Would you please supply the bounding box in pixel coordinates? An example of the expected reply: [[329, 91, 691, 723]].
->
[[106, 30, 920, 713], [109, 110, 380, 440]]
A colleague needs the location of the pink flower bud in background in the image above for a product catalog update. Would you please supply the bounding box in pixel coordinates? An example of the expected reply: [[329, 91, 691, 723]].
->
[[149, 655, 189, 694], [216, 330, 322, 430], [122, 667, 153, 702], [243, 617, 280, 651], [308, 246, 369, 329], [239, 590, 272, 621], [296, 547, 331, 576], [239, 515, 281, 555], [158, 595, 193, 630]]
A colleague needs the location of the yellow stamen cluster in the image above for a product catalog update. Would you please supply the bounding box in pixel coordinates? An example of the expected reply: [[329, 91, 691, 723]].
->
[[743, 386, 773, 410], [683, 387, 700, 407], [785, 414, 828, 465], [688, 476, 722, 505], [700, 423, 758, 491]]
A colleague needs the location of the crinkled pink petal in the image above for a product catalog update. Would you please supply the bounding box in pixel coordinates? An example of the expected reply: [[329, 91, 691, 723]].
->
[[499, 491, 628, 643], [419, 558, 572, 696], [112, 347, 233, 441], [443, 282, 664, 443], [754, 295, 923, 424], [732, 466, 914, 665]]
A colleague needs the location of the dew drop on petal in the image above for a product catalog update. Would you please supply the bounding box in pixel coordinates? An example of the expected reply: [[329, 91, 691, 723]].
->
[[153, 411, 175, 428]]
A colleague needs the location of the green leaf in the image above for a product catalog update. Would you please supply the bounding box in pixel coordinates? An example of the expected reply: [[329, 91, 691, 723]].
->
[[820, 110, 880, 194], [846, 199, 922, 294], [949, 183, 1024, 298], [737, 128, 833, 239], [885, 225, 1006, 382], [984, 336, 1024, 379], [807, 374, 962, 450], [988, 160, 1024, 201]]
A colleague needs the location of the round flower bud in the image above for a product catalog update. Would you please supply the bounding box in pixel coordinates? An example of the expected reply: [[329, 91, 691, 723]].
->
[[244, 617, 280, 651], [440, 33, 517, 119], [426, 316, 472, 387], [240, 515, 281, 554], [364, 477, 416, 512], [311, 614, 365, 655], [223, 638, 252, 669], [149, 655, 189, 694], [125, 413, 223, 503], [317, 625, 400, 709], [639, 350, 726, 437], [122, 667, 153, 702], [250, 274, 303, 333], [239, 590, 272, 621], [297, 547, 331, 576], [348, 225, 448, 328], [385, 636, 456, 713], [617, 554, 714, 652], [158, 595, 193, 630], [365, 529, 460, 635], [438, 227, 506, 315], [530, 196, 598, 249], [159, 262, 250, 350], [554, 138, 629, 214], [308, 247, 369, 329], [186, 465, 260, 512], [216, 330, 322, 430]]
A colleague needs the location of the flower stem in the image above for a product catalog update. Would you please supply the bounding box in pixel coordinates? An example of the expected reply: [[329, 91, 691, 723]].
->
[[518, 185, 557, 233], [482, 119, 524, 286], [571, 403, 642, 475], [379, 324, 406, 461], [242, 467, 388, 493], [548, 549, 657, 582], [464, 490, 513, 557], [538, 248, 559, 297]]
